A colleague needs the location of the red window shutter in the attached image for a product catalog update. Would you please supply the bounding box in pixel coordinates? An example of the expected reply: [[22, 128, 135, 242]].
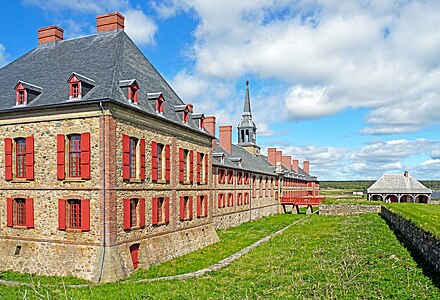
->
[[25, 136, 34, 180], [6, 197, 13, 227], [165, 197, 170, 223], [189, 150, 194, 183], [204, 195, 208, 216], [122, 134, 130, 180], [165, 145, 171, 182], [81, 132, 91, 180], [123, 198, 131, 230], [140, 139, 146, 180], [218, 194, 221, 208], [179, 148, 184, 182], [81, 199, 90, 231], [179, 196, 185, 221], [56, 134, 65, 180], [139, 198, 145, 227], [151, 141, 158, 181], [196, 152, 201, 183], [4, 138, 12, 181], [196, 196, 201, 217], [58, 198, 66, 230], [152, 197, 158, 225], [189, 196, 193, 219], [205, 154, 209, 183], [26, 197, 34, 228]]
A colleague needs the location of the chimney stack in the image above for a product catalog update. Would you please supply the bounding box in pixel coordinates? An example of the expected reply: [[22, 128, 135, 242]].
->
[[97, 12, 125, 33], [303, 160, 309, 174], [204, 116, 216, 147], [38, 26, 64, 44], [276, 150, 282, 164], [219, 125, 233, 154], [268, 148, 277, 166], [282, 156, 292, 170], [292, 160, 299, 172]]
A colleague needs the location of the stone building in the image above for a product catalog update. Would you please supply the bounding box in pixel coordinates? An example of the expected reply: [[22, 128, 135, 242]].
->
[[367, 171, 432, 203], [0, 12, 320, 282]]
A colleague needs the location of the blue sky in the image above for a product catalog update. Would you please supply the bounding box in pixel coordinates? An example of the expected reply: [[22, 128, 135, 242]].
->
[[1, 0, 440, 180]]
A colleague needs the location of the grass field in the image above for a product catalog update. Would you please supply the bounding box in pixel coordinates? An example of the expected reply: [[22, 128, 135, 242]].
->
[[384, 203, 440, 239], [1, 213, 439, 299]]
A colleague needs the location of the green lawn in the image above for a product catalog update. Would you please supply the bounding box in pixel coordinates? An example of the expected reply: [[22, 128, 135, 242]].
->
[[384, 203, 440, 239], [1, 213, 439, 299], [321, 198, 382, 205]]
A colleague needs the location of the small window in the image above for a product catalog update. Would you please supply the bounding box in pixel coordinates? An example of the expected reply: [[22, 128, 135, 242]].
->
[[157, 197, 166, 223], [13, 198, 26, 226], [227, 170, 233, 184], [157, 144, 164, 180], [218, 169, 225, 183], [180, 196, 192, 221], [227, 193, 234, 207], [68, 199, 82, 229], [156, 97, 164, 113], [244, 192, 249, 205], [218, 193, 225, 208], [129, 84, 139, 104], [237, 172, 242, 185], [68, 134, 81, 178], [129, 137, 138, 179], [197, 195, 207, 217], [130, 198, 138, 227], [17, 91, 26, 105], [183, 108, 189, 124], [72, 83, 80, 98]]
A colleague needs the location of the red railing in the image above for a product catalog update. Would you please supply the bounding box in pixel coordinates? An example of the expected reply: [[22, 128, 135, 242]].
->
[[280, 197, 326, 206]]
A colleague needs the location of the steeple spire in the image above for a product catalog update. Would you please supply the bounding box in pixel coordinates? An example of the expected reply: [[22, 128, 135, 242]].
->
[[237, 80, 260, 156], [243, 80, 251, 117]]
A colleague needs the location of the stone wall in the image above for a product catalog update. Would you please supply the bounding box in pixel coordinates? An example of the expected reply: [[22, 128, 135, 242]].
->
[[319, 204, 381, 215], [380, 206, 440, 274]]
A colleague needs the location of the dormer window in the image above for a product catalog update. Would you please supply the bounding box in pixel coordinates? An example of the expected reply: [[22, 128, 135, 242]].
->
[[183, 108, 189, 124], [68, 72, 95, 100], [191, 113, 205, 129], [15, 81, 43, 107], [174, 104, 192, 124], [148, 92, 165, 114], [119, 80, 139, 104]]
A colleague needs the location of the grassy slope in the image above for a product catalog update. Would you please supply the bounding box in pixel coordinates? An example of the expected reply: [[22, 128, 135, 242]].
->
[[385, 203, 440, 239], [1, 214, 439, 299]]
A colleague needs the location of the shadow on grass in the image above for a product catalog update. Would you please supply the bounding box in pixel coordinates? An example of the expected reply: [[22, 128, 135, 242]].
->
[[380, 213, 440, 289]]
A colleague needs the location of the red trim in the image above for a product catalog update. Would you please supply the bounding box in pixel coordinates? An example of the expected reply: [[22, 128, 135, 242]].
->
[[80, 132, 90, 180], [5, 138, 12, 180], [123, 198, 131, 230], [6, 197, 13, 227], [179, 148, 184, 182], [196, 152, 201, 183], [151, 141, 158, 181], [56, 134, 65, 180], [58, 199, 66, 230], [140, 139, 146, 180], [25, 197, 34, 228], [180, 196, 185, 221], [122, 134, 130, 180], [139, 198, 145, 227], [25, 136, 34, 180], [165, 145, 171, 182], [81, 199, 90, 231], [152, 197, 158, 225]]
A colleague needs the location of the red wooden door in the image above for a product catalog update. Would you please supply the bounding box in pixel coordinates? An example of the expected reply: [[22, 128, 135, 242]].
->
[[129, 244, 140, 269]]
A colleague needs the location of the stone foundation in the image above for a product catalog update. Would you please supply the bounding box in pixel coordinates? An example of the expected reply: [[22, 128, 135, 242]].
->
[[319, 204, 381, 216], [380, 207, 440, 274], [213, 204, 278, 229]]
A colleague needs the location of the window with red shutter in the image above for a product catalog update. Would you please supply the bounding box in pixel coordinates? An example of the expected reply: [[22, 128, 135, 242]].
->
[[151, 141, 158, 181], [6, 197, 34, 229], [123, 198, 131, 230], [15, 138, 26, 178], [58, 198, 90, 231], [179, 148, 185, 182], [80, 133, 90, 180], [25, 136, 34, 180], [68, 135, 81, 178]]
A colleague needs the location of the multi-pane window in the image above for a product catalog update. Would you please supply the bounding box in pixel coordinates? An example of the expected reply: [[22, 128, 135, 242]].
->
[[130, 198, 138, 227], [68, 199, 82, 229], [157, 144, 163, 180], [15, 138, 26, 178], [68, 135, 81, 177], [72, 83, 80, 98], [13, 198, 26, 226], [183, 150, 189, 181], [17, 91, 26, 105], [129, 137, 137, 179]]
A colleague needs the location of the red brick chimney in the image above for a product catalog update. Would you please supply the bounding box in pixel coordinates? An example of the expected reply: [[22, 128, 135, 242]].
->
[[38, 26, 64, 44], [292, 160, 299, 172], [303, 160, 310, 174], [282, 156, 292, 170], [276, 151, 282, 164], [97, 12, 125, 32], [219, 125, 232, 154], [268, 148, 277, 165], [204, 116, 216, 136]]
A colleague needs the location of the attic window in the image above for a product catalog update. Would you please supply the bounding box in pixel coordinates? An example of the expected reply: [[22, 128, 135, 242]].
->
[[15, 81, 43, 107], [148, 92, 165, 114], [68, 72, 95, 100], [119, 80, 139, 104], [191, 113, 205, 129], [176, 104, 193, 124]]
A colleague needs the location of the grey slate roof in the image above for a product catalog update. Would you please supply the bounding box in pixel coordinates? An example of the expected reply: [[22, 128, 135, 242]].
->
[[367, 174, 432, 194], [0, 30, 210, 136]]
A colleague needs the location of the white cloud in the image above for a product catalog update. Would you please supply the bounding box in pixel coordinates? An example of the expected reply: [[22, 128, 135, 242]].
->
[[123, 9, 157, 46], [0, 44, 7, 67], [156, 0, 440, 134]]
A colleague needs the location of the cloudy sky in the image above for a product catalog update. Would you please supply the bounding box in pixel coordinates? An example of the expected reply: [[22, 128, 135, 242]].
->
[[1, 0, 440, 180]]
